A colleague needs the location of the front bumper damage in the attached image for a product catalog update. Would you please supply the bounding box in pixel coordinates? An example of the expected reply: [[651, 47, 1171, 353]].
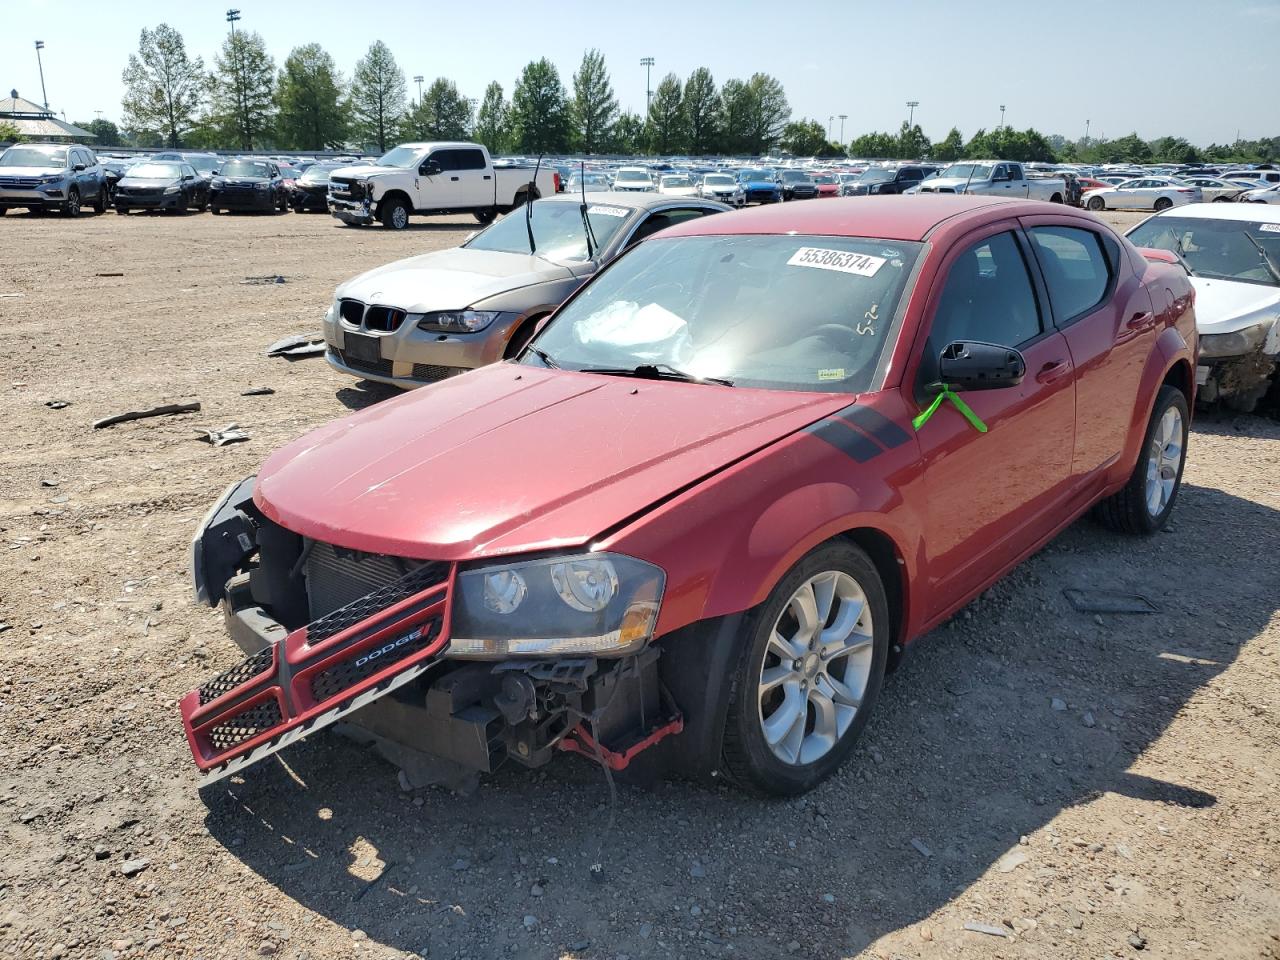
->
[[182, 478, 681, 786], [1196, 319, 1280, 411]]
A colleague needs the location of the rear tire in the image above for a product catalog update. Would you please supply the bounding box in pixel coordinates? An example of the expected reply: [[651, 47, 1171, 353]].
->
[[380, 196, 410, 229], [720, 540, 889, 796], [115, 206, 128, 216], [1212, 196, 1230, 202], [1154, 197, 1173, 211], [1093, 385, 1188, 535], [1049, 193, 1064, 204], [474, 208, 497, 225], [92, 189, 106, 215], [1087, 195, 1106, 211]]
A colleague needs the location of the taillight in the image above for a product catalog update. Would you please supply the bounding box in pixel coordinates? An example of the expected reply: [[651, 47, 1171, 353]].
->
[[553, 172, 561, 192]]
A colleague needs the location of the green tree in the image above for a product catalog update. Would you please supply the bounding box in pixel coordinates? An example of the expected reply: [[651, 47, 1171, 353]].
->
[[73, 118, 122, 146], [932, 127, 965, 161], [275, 43, 346, 150], [848, 131, 898, 158], [964, 126, 1056, 163], [473, 81, 511, 155], [349, 40, 408, 152], [0, 120, 21, 144], [717, 79, 752, 154], [740, 73, 789, 154], [570, 49, 617, 154], [1148, 135, 1200, 164], [682, 68, 720, 156], [895, 122, 929, 159], [120, 24, 206, 148], [781, 118, 828, 156], [607, 111, 645, 154], [511, 58, 570, 153], [211, 30, 275, 150], [405, 78, 472, 141], [646, 73, 685, 154]]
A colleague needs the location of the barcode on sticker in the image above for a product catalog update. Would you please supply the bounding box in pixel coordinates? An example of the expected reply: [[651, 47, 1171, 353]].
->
[[587, 205, 628, 218], [787, 247, 885, 277], [1259, 223, 1280, 233]]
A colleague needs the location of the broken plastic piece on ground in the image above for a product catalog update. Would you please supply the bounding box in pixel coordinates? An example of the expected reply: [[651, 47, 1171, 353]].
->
[[266, 333, 326, 359], [93, 401, 200, 429], [196, 423, 250, 446], [45, 399, 70, 409], [1063, 588, 1158, 614], [242, 275, 287, 284], [963, 922, 1009, 938], [241, 387, 275, 396]]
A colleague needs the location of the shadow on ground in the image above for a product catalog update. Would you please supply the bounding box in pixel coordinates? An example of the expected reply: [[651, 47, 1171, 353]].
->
[[202, 471, 1279, 958]]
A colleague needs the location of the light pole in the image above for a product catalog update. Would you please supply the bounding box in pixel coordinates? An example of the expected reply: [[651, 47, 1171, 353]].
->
[[1084, 119, 1090, 145], [838, 114, 847, 142], [34, 41, 48, 110], [999, 104, 1006, 129], [414, 76, 424, 108], [226, 8, 240, 34], [906, 100, 919, 127], [640, 57, 655, 114], [827, 115, 834, 140]]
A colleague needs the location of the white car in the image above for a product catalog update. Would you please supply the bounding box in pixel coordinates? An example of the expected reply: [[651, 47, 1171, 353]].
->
[[698, 173, 745, 206], [657, 174, 699, 197], [612, 166, 655, 193], [1181, 176, 1250, 203], [1126, 203, 1280, 411], [1239, 183, 1280, 205], [1085, 176, 1202, 212], [566, 172, 611, 194]]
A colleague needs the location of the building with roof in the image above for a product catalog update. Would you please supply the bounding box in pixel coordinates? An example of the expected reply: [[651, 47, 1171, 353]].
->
[[0, 91, 94, 142]]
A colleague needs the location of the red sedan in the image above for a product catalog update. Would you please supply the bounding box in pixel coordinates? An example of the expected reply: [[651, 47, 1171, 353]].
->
[[811, 172, 841, 197], [184, 197, 1196, 796]]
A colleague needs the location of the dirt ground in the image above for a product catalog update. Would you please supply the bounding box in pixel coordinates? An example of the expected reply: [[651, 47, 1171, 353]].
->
[[0, 205, 1277, 960]]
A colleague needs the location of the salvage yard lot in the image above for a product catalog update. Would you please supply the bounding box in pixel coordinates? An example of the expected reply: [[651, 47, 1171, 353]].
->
[[1, 208, 1277, 960]]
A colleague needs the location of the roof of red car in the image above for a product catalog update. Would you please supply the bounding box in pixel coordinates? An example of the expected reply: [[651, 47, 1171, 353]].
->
[[658, 195, 1042, 242]]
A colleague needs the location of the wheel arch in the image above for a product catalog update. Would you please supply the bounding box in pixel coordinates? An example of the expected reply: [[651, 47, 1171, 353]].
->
[[375, 188, 413, 215]]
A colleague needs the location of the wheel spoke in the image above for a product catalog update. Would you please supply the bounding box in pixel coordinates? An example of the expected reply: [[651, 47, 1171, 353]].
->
[[767, 629, 803, 663], [817, 671, 862, 709], [818, 596, 865, 649], [822, 629, 873, 662], [763, 688, 806, 762], [812, 573, 837, 629], [803, 687, 839, 762], [759, 664, 795, 696], [789, 583, 820, 648]]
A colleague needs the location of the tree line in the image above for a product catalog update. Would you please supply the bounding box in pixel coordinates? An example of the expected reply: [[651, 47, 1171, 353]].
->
[[56, 23, 1278, 167]]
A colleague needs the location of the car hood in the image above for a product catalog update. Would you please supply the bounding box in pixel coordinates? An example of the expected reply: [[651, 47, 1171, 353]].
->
[[335, 247, 574, 311], [0, 165, 63, 177], [254, 364, 848, 562], [741, 179, 777, 189], [919, 177, 974, 190], [1190, 276, 1280, 336], [118, 176, 178, 188], [330, 164, 399, 180]]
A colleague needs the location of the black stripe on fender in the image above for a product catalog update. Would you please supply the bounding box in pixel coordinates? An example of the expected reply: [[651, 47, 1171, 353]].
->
[[806, 421, 881, 463], [834, 405, 911, 449]]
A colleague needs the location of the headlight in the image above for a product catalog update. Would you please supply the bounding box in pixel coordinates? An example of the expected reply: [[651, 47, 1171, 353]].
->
[[37, 174, 62, 184], [211, 178, 225, 188], [1199, 321, 1273, 359], [417, 310, 500, 333], [255, 182, 269, 191], [447, 552, 665, 658], [163, 185, 181, 195]]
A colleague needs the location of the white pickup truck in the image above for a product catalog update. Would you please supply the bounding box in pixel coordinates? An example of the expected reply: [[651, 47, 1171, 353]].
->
[[916, 160, 1065, 203], [328, 141, 560, 230]]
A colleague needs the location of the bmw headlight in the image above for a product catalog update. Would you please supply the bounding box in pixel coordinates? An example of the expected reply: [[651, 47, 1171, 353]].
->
[[418, 310, 500, 333], [447, 552, 665, 658], [1199, 321, 1272, 359]]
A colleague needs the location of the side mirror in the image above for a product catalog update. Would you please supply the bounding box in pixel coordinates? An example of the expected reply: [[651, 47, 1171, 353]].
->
[[74, 163, 86, 172], [938, 340, 1025, 390]]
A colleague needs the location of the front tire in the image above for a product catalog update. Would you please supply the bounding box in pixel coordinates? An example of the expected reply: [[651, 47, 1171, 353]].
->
[[1087, 195, 1106, 211], [1094, 385, 1188, 535], [62, 188, 81, 217], [474, 208, 496, 225], [380, 196, 410, 229], [721, 540, 889, 796]]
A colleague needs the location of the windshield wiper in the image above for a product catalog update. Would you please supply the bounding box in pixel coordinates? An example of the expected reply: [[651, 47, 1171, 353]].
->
[[575, 363, 734, 387], [1171, 235, 1199, 276], [526, 346, 559, 369], [1242, 230, 1280, 284]]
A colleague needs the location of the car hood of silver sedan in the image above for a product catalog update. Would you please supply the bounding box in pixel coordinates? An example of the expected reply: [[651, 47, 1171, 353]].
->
[[1190, 276, 1280, 337], [334, 247, 577, 312]]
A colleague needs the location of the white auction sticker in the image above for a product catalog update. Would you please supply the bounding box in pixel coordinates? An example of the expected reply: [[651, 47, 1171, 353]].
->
[[587, 205, 628, 218], [1259, 223, 1280, 233], [787, 247, 886, 276]]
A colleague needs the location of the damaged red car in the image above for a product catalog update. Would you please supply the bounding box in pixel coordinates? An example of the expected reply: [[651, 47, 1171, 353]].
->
[[184, 197, 1197, 796]]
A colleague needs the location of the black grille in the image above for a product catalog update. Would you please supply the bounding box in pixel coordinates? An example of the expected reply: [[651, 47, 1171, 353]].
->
[[365, 306, 406, 333], [339, 299, 364, 325], [411, 362, 467, 382], [337, 350, 393, 377], [198, 647, 274, 706], [311, 618, 441, 701], [208, 698, 283, 752], [306, 561, 449, 643]]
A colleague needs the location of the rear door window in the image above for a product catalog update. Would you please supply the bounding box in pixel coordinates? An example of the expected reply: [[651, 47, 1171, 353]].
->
[[456, 149, 487, 171]]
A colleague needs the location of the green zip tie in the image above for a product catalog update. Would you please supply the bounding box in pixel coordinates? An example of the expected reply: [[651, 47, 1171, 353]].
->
[[912, 384, 988, 433]]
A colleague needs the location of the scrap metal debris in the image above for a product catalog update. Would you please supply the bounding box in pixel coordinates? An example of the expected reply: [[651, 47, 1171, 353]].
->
[[242, 275, 287, 285], [1063, 589, 1158, 615], [196, 423, 250, 446], [45, 400, 70, 409], [266, 333, 326, 359], [95, 272, 125, 278], [240, 386, 275, 396], [93, 401, 201, 429]]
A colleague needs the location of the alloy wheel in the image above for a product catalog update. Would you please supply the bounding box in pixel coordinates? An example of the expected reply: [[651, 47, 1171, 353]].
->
[[757, 571, 874, 766], [1144, 405, 1183, 517]]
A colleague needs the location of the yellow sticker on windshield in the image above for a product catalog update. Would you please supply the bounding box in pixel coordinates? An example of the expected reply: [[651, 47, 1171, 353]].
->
[[788, 247, 886, 276], [817, 368, 846, 381]]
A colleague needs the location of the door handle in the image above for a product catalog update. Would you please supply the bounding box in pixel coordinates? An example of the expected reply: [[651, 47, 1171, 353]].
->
[[483, 175, 491, 180], [1035, 360, 1070, 384], [1126, 311, 1154, 330], [450, 176, 460, 181]]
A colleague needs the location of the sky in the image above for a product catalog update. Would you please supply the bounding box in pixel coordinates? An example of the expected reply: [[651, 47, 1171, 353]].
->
[[4, 0, 1278, 147]]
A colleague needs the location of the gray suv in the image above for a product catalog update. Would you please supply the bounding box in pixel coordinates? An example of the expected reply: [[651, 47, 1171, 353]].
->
[[0, 142, 106, 216]]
